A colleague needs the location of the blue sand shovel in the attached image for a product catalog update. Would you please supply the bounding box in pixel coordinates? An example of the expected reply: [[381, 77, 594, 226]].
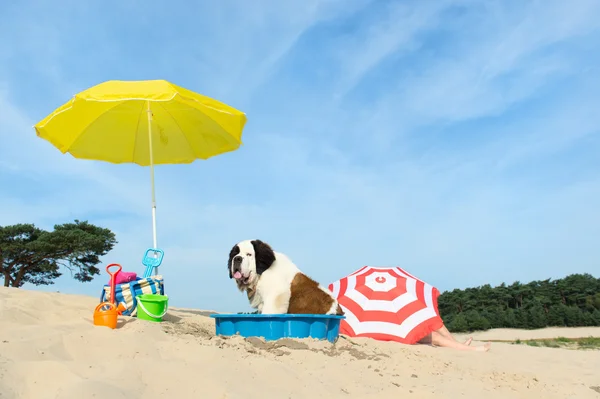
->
[[142, 248, 164, 278]]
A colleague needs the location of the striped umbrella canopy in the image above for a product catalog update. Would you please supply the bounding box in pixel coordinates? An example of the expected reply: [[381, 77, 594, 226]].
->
[[328, 266, 443, 344]]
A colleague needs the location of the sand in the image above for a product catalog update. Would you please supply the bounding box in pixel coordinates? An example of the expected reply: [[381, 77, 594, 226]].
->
[[0, 287, 599, 399]]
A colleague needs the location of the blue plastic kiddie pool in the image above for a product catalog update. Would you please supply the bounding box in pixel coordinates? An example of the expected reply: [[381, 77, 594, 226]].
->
[[210, 313, 345, 343]]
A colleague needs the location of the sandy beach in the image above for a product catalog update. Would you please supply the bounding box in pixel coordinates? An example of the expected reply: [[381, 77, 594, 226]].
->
[[1, 287, 598, 399]]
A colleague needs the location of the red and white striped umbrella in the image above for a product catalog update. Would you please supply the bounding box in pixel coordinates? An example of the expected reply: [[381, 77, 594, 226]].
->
[[328, 266, 444, 344]]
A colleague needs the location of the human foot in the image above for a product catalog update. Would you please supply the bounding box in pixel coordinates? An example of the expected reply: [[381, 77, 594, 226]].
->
[[474, 342, 491, 352], [464, 337, 473, 346]]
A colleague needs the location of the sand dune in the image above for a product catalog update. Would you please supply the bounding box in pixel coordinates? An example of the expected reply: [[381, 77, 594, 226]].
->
[[455, 326, 600, 341], [1, 287, 599, 399]]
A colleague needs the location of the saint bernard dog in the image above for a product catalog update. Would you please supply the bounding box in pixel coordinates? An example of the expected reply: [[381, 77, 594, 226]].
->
[[228, 239, 344, 315]]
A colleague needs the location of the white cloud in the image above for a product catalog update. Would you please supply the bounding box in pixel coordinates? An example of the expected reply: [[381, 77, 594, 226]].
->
[[332, 0, 453, 97], [322, 0, 600, 153]]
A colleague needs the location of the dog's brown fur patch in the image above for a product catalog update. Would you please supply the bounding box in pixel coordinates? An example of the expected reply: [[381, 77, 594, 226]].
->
[[246, 286, 256, 302], [287, 273, 344, 315]]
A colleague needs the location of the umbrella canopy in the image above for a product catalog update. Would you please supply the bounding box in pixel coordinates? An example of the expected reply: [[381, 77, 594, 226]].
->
[[34, 79, 247, 250], [328, 266, 443, 344], [34, 79, 246, 165]]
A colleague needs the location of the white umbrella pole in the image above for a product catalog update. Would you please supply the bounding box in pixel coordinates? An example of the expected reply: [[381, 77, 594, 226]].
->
[[146, 101, 158, 250]]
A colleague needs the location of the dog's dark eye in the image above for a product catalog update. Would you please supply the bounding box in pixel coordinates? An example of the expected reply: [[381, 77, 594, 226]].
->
[[246, 253, 252, 257]]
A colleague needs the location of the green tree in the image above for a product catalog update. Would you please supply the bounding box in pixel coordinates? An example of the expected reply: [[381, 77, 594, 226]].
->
[[547, 305, 566, 327], [585, 293, 600, 311], [447, 312, 469, 332], [0, 220, 116, 287], [463, 309, 491, 331], [581, 311, 595, 327], [484, 308, 505, 328], [592, 309, 600, 326], [527, 304, 547, 329], [564, 306, 584, 327], [513, 308, 528, 329], [495, 283, 513, 310], [509, 281, 524, 308], [503, 308, 517, 328]]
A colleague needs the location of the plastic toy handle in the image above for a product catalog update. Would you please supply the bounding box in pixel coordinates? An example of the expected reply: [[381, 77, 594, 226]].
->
[[143, 248, 164, 264], [142, 248, 165, 278], [94, 302, 116, 313], [106, 263, 122, 276], [138, 299, 169, 319], [106, 264, 122, 306]]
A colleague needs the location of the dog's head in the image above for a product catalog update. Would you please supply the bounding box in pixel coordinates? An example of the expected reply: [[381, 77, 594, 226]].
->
[[228, 239, 276, 290]]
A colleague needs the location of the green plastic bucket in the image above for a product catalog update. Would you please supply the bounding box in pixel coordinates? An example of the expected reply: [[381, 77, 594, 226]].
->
[[136, 294, 168, 322]]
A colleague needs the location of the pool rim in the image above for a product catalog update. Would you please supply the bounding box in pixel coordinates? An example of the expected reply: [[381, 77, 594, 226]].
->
[[210, 313, 345, 320]]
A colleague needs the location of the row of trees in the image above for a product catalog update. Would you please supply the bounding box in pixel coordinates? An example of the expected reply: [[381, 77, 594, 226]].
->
[[438, 273, 600, 332], [0, 221, 116, 287]]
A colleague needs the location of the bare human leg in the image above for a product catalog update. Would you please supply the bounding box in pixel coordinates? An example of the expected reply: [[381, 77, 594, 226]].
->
[[431, 331, 491, 351], [436, 325, 473, 346], [419, 331, 491, 352]]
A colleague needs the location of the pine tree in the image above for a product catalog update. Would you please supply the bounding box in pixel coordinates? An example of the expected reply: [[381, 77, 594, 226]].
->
[[582, 311, 595, 327], [464, 309, 491, 331], [527, 304, 547, 329], [564, 306, 584, 327], [592, 309, 600, 326], [1, 221, 117, 287], [503, 308, 517, 328], [547, 305, 566, 327], [514, 308, 528, 329], [448, 312, 469, 332]]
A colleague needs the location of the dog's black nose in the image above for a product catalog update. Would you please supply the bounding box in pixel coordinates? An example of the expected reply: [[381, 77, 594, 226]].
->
[[233, 255, 243, 263]]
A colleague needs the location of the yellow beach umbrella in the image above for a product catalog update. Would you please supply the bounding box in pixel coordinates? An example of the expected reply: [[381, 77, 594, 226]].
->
[[34, 79, 247, 249]]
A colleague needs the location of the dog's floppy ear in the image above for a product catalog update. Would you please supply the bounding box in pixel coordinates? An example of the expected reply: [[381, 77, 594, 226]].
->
[[251, 239, 276, 275], [228, 244, 240, 279]]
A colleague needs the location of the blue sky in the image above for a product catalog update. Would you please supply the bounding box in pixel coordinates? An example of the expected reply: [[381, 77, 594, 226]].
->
[[1, 0, 599, 312]]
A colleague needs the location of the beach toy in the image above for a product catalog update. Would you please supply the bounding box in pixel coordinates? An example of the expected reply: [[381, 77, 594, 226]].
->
[[210, 314, 345, 343], [106, 263, 121, 305], [93, 302, 126, 329], [142, 248, 164, 278], [93, 263, 126, 329], [136, 293, 169, 322]]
